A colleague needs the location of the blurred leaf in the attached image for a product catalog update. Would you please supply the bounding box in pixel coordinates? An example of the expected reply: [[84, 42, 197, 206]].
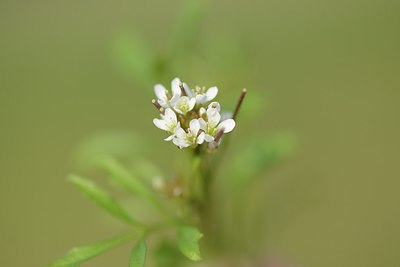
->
[[73, 131, 144, 169], [113, 31, 155, 86], [177, 226, 203, 261], [69, 175, 141, 226], [170, 0, 206, 58], [129, 240, 147, 267], [155, 240, 186, 267], [230, 133, 297, 187], [99, 157, 168, 217], [131, 158, 163, 183], [48, 233, 135, 267]]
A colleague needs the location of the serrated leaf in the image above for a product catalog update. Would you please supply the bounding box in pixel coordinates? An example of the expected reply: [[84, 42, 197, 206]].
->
[[48, 233, 134, 267], [129, 240, 147, 267], [69, 175, 141, 226], [177, 226, 203, 261]]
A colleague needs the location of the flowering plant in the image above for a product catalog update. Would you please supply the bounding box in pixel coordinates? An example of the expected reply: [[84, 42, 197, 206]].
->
[[48, 78, 247, 267]]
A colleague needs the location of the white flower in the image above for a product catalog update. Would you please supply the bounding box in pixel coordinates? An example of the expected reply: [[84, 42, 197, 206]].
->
[[185, 86, 218, 105], [153, 108, 180, 141], [173, 96, 196, 115], [173, 119, 205, 148], [154, 77, 190, 108], [199, 102, 235, 142]]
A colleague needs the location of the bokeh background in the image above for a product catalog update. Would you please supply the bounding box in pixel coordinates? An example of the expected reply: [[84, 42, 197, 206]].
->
[[1, 0, 399, 266]]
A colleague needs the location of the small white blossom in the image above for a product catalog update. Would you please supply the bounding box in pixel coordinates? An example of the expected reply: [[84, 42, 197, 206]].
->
[[173, 119, 205, 148], [154, 77, 190, 108], [173, 96, 196, 115], [184, 86, 218, 105], [199, 102, 236, 142], [153, 108, 180, 141]]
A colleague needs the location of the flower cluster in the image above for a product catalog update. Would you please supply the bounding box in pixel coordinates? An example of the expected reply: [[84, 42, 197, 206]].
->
[[152, 78, 238, 149]]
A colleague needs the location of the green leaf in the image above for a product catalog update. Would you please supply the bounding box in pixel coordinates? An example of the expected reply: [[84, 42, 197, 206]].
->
[[129, 240, 147, 267], [177, 226, 203, 261], [69, 175, 141, 226], [155, 240, 186, 267], [48, 233, 135, 267], [99, 158, 163, 210]]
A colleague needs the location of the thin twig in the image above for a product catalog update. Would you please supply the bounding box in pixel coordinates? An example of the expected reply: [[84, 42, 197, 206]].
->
[[232, 88, 247, 120]]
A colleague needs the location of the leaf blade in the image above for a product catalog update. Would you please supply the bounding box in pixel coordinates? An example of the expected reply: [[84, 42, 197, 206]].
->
[[129, 240, 147, 267], [69, 174, 141, 226], [99, 158, 165, 212], [177, 226, 203, 261], [48, 233, 135, 267]]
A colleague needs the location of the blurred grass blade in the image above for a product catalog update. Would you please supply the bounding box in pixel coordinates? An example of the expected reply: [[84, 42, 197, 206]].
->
[[129, 240, 147, 267], [170, 0, 206, 57], [69, 175, 142, 226], [99, 157, 164, 209], [48, 233, 135, 267], [177, 226, 203, 261]]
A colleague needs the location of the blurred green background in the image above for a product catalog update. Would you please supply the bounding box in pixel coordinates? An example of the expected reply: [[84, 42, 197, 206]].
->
[[1, 0, 399, 266]]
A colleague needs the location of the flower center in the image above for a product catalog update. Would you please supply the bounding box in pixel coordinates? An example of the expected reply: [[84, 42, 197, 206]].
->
[[177, 97, 190, 113]]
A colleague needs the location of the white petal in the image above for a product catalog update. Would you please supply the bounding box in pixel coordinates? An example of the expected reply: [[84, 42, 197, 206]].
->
[[199, 107, 206, 116], [174, 127, 187, 139], [189, 119, 201, 135], [154, 84, 167, 100], [164, 135, 174, 141], [188, 98, 196, 111], [198, 118, 207, 130], [153, 118, 168, 131], [195, 94, 208, 104], [204, 134, 214, 142], [207, 109, 221, 127], [218, 119, 236, 133], [183, 83, 193, 97], [170, 94, 180, 107], [157, 99, 169, 108], [173, 137, 189, 148], [171, 78, 182, 96], [197, 132, 205, 144], [174, 107, 184, 115], [208, 102, 221, 112], [205, 86, 218, 101], [164, 108, 177, 124]]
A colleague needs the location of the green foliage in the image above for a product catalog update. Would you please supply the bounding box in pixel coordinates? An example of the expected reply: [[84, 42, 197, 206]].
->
[[99, 158, 160, 206], [129, 240, 147, 267], [154, 241, 186, 267], [48, 233, 136, 267], [177, 226, 203, 261], [69, 175, 141, 226]]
